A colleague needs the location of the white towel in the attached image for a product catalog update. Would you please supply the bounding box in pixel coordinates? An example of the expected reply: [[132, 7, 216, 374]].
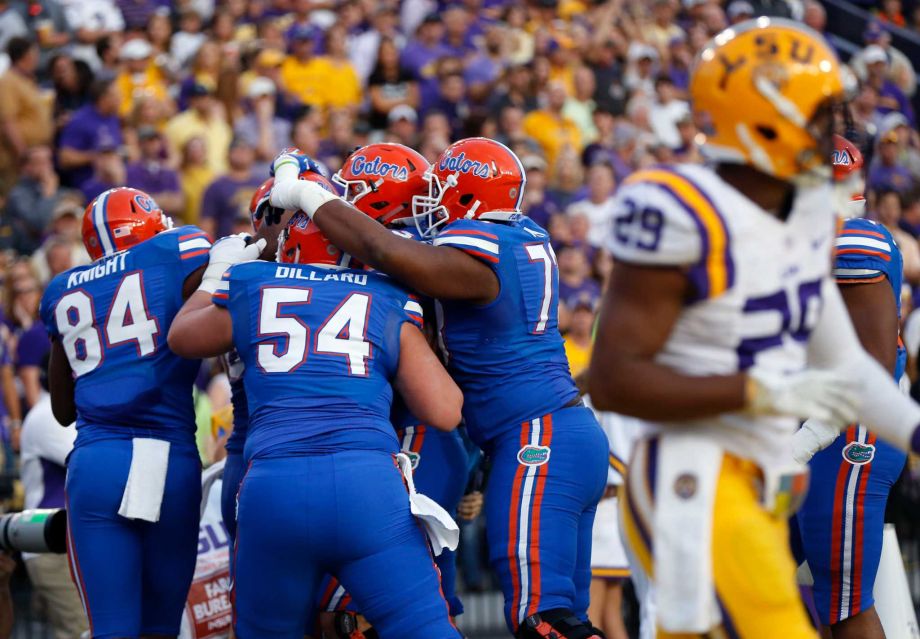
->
[[654, 434, 723, 632], [396, 452, 459, 556], [118, 438, 170, 522]]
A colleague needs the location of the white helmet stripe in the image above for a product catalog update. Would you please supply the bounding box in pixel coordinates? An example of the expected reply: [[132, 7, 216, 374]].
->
[[92, 190, 116, 257]]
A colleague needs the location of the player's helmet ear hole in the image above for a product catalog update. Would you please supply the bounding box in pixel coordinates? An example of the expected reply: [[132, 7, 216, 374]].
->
[[756, 125, 778, 141], [459, 194, 474, 206]]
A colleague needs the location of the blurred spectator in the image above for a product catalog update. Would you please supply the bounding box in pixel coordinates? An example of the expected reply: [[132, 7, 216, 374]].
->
[[401, 14, 449, 85], [861, 44, 915, 126], [164, 81, 231, 175], [199, 137, 260, 238], [177, 40, 219, 111], [62, 0, 125, 70], [119, 0, 169, 32], [523, 80, 582, 173], [464, 21, 507, 105], [881, 112, 920, 181], [441, 5, 474, 60], [643, 0, 685, 50], [234, 77, 292, 162], [726, 0, 755, 24], [57, 77, 122, 189], [178, 136, 213, 225], [368, 37, 419, 130], [171, 8, 206, 68], [386, 105, 418, 147], [868, 129, 914, 195], [431, 67, 469, 138], [9, 263, 46, 410], [5, 145, 64, 255], [316, 109, 357, 170], [348, 7, 402, 85], [115, 38, 171, 119], [21, 353, 86, 638], [0, 37, 52, 188], [0, 1, 27, 53], [566, 163, 616, 247], [320, 23, 361, 112], [563, 67, 597, 143], [30, 198, 86, 284], [876, 189, 920, 283], [548, 148, 586, 209], [558, 245, 601, 310], [877, 0, 906, 27], [850, 20, 916, 98], [280, 24, 332, 111], [520, 155, 560, 229], [78, 144, 125, 202], [650, 74, 690, 149], [48, 53, 92, 131], [624, 43, 658, 99], [126, 126, 183, 217], [563, 293, 596, 379]]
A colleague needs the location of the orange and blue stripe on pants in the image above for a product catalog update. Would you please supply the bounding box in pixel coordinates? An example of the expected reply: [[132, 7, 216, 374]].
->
[[484, 405, 608, 633], [795, 424, 906, 625]]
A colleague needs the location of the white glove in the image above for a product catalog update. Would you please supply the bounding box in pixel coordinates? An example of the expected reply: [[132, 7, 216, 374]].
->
[[269, 175, 340, 219], [745, 367, 858, 426], [791, 419, 843, 464], [199, 233, 267, 294]]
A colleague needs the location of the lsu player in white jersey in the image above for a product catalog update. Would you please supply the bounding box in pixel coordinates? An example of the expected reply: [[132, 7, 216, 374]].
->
[[589, 18, 920, 638]]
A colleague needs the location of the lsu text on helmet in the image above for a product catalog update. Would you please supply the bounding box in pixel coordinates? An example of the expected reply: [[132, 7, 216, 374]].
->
[[690, 18, 854, 183]]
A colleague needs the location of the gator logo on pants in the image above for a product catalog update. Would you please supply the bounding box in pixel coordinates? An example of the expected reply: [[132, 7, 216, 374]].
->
[[842, 441, 875, 466], [517, 445, 551, 466]]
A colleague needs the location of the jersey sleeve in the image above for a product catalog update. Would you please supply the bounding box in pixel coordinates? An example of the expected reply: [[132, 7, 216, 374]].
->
[[169, 225, 212, 280], [39, 277, 63, 340], [834, 218, 898, 285], [432, 219, 501, 266], [212, 270, 232, 308], [607, 168, 734, 301], [402, 293, 424, 329]]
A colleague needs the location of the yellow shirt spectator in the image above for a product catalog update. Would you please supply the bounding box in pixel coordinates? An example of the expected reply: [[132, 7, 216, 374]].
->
[[116, 40, 171, 119], [318, 57, 361, 110], [164, 87, 231, 175], [522, 110, 582, 170], [564, 338, 592, 379], [281, 56, 336, 109]]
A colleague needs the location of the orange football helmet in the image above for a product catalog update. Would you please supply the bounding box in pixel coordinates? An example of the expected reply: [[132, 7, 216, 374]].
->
[[276, 173, 352, 267], [411, 137, 526, 238], [333, 143, 430, 226], [832, 134, 866, 216], [690, 18, 853, 183], [82, 187, 172, 261]]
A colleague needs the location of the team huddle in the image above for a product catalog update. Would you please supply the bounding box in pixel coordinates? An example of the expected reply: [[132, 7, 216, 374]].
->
[[32, 16, 920, 639]]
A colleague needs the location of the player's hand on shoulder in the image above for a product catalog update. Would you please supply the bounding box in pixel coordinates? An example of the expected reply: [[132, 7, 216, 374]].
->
[[745, 366, 858, 426], [199, 233, 268, 294]]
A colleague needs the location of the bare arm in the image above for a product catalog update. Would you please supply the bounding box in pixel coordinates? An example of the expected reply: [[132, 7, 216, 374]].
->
[[19, 367, 41, 410], [259, 199, 500, 303], [587, 262, 747, 419], [57, 147, 94, 170], [167, 291, 233, 359], [48, 339, 76, 426], [1, 365, 19, 425], [839, 280, 899, 375], [394, 323, 462, 431]]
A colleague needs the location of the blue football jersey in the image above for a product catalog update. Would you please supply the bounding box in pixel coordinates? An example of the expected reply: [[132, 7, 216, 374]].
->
[[834, 217, 906, 379], [432, 216, 579, 446], [212, 261, 424, 459], [39, 226, 211, 446]]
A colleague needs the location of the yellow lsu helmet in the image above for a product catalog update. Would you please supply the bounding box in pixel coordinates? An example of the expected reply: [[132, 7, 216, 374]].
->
[[690, 18, 855, 183]]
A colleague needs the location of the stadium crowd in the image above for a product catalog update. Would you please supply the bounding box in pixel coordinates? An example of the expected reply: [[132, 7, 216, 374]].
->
[[0, 0, 916, 635]]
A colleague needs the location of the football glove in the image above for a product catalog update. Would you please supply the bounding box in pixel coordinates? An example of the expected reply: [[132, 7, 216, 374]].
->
[[745, 366, 858, 426], [269, 148, 325, 180], [791, 418, 843, 464], [199, 233, 267, 294]]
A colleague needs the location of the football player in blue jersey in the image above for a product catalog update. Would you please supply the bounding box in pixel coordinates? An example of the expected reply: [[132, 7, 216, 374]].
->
[[39, 187, 238, 639], [793, 136, 907, 639], [167, 210, 464, 639], [268, 139, 608, 639]]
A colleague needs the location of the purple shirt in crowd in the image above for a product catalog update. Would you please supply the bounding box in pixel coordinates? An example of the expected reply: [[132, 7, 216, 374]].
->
[[200, 174, 263, 238], [867, 162, 914, 194], [17, 322, 49, 370], [58, 105, 123, 188], [125, 162, 182, 197], [876, 80, 916, 127]]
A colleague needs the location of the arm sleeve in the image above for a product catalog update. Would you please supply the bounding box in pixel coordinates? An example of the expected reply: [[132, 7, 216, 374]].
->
[[808, 277, 920, 451], [39, 285, 60, 340], [212, 269, 231, 308], [430, 219, 501, 266], [833, 219, 896, 284], [175, 225, 212, 280], [402, 293, 424, 329]]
